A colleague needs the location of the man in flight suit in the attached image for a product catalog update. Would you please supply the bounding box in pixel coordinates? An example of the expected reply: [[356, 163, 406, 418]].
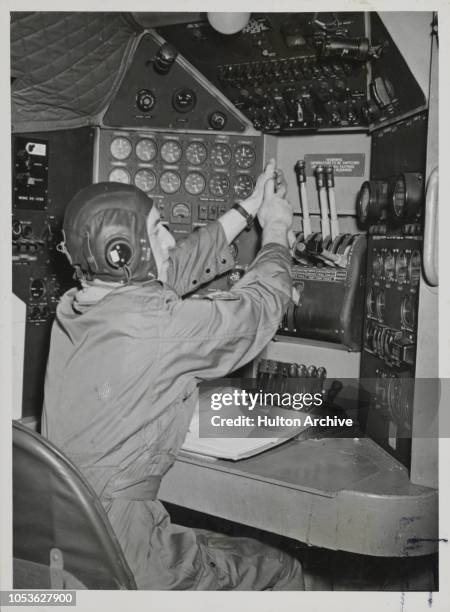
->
[[42, 159, 304, 590]]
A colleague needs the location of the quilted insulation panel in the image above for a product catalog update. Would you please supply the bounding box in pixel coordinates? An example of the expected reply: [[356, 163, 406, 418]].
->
[[11, 12, 140, 132]]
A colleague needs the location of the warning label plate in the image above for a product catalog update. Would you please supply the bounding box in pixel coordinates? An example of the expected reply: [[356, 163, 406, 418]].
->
[[304, 153, 365, 177]]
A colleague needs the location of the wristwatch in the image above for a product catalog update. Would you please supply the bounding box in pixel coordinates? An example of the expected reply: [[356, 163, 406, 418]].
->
[[232, 203, 254, 228]]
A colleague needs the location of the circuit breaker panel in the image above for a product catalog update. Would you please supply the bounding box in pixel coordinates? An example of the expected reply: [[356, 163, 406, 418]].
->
[[12, 129, 95, 417]]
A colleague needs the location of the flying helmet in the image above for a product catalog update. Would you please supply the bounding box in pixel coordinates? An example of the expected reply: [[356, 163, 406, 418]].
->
[[59, 182, 157, 283]]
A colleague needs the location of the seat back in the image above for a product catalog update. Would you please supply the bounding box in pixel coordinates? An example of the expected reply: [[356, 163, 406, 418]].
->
[[13, 421, 137, 589]]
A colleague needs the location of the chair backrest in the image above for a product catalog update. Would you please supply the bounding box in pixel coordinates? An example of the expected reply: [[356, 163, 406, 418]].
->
[[13, 421, 137, 590]]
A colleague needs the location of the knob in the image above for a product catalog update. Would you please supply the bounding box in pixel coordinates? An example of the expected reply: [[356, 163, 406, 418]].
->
[[153, 43, 178, 75], [209, 111, 227, 130], [136, 89, 156, 112]]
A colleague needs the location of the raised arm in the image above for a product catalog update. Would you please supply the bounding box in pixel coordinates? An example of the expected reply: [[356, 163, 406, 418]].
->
[[159, 178, 294, 380], [165, 159, 280, 296]]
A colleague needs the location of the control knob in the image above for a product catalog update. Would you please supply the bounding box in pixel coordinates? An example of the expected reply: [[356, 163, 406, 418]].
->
[[136, 89, 156, 112], [209, 111, 227, 130]]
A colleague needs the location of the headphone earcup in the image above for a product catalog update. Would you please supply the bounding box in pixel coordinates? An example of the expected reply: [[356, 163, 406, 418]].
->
[[105, 238, 134, 269]]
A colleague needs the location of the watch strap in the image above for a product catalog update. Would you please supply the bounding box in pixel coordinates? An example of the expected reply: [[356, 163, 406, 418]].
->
[[232, 203, 254, 228]]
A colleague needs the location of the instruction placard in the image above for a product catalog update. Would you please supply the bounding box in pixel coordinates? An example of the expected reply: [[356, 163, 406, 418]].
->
[[304, 153, 365, 177]]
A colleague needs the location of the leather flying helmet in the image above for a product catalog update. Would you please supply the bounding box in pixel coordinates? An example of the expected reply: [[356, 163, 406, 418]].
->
[[59, 182, 157, 283]]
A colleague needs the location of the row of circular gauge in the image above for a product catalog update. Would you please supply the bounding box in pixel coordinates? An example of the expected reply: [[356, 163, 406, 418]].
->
[[109, 136, 257, 169], [366, 289, 416, 329], [366, 321, 413, 371], [357, 173, 423, 226], [371, 249, 421, 286], [108, 166, 255, 198]]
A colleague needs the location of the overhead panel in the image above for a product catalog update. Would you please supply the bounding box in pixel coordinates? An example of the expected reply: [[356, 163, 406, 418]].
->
[[103, 33, 247, 133]]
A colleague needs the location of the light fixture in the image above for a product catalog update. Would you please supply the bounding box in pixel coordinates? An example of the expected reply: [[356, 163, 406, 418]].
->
[[207, 12, 251, 35]]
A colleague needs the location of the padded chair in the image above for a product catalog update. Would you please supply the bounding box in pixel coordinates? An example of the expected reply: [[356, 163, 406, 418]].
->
[[13, 420, 137, 589]]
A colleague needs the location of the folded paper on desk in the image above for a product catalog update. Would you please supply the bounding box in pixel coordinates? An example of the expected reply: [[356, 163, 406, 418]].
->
[[182, 387, 314, 460]]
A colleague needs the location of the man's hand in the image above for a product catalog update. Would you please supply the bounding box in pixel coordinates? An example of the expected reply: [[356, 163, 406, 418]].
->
[[218, 159, 291, 246], [240, 158, 277, 217], [259, 178, 294, 248]]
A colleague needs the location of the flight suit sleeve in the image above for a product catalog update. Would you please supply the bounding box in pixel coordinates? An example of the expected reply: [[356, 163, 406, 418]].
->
[[165, 221, 234, 297], [160, 242, 292, 380]]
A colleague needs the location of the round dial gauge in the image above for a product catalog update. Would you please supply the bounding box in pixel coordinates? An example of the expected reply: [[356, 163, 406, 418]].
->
[[160, 170, 181, 194], [365, 320, 375, 346], [357, 182, 371, 224], [171, 203, 191, 221], [209, 174, 230, 197], [108, 167, 131, 184], [161, 140, 182, 164], [172, 88, 197, 113], [392, 175, 406, 218], [376, 290, 385, 322], [234, 144, 256, 169], [186, 142, 207, 166], [110, 137, 132, 161], [234, 175, 254, 199], [211, 143, 232, 167], [383, 250, 395, 283], [184, 172, 206, 195], [392, 172, 423, 220], [372, 252, 384, 278], [401, 295, 416, 329], [135, 138, 157, 162], [366, 289, 377, 318], [134, 169, 157, 193], [408, 250, 421, 286], [395, 251, 408, 284]]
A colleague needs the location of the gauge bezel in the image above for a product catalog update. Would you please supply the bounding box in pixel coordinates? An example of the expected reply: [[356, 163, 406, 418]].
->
[[356, 180, 388, 227], [159, 170, 181, 194], [234, 175, 254, 199], [160, 140, 183, 164], [395, 250, 408, 285], [408, 250, 421, 286], [172, 88, 197, 114], [383, 250, 395, 283], [392, 172, 423, 220], [209, 174, 230, 197], [110, 137, 132, 161], [400, 294, 416, 329], [133, 168, 157, 193], [108, 167, 131, 184], [185, 142, 207, 166], [184, 172, 206, 196], [234, 144, 256, 169], [135, 138, 158, 162], [211, 143, 232, 167]]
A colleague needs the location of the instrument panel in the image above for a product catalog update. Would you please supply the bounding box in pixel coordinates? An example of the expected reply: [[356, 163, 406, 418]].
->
[[157, 12, 369, 134], [96, 129, 263, 237]]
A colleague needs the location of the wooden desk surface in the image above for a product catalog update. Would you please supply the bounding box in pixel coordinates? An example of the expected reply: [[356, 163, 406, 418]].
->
[[159, 436, 438, 557]]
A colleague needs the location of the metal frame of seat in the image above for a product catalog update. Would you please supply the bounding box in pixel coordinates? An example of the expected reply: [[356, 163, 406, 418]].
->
[[13, 420, 137, 589]]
